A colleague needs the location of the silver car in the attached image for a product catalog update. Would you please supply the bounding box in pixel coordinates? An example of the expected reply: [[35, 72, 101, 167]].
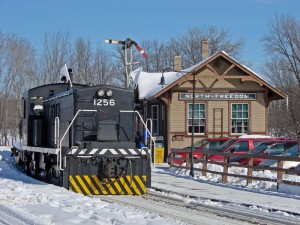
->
[[259, 145, 300, 169]]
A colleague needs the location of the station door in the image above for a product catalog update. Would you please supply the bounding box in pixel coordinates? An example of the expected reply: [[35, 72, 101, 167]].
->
[[213, 108, 224, 137]]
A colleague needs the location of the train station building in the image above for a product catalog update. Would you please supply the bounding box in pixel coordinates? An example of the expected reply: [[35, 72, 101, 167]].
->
[[131, 50, 286, 160]]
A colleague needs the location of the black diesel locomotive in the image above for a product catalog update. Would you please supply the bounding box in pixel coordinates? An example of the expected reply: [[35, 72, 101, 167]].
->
[[15, 81, 151, 195]]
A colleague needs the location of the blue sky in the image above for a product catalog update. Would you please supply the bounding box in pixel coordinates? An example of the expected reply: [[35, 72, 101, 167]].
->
[[0, 0, 299, 72]]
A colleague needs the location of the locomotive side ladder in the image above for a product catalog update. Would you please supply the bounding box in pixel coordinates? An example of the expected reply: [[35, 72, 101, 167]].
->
[[55, 109, 97, 171]]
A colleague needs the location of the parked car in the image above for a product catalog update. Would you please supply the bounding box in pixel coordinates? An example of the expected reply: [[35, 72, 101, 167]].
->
[[193, 137, 232, 162], [230, 140, 297, 165], [208, 136, 287, 162], [170, 137, 231, 165], [294, 163, 300, 172], [259, 145, 300, 169]]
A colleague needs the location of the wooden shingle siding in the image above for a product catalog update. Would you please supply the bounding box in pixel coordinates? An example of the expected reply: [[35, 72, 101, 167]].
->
[[228, 80, 265, 91], [170, 93, 185, 132], [251, 93, 266, 133]]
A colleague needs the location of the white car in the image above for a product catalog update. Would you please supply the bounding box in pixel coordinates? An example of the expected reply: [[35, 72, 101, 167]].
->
[[259, 145, 300, 169]]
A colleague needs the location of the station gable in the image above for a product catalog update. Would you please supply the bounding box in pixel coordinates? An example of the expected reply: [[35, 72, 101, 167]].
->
[[154, 51, 285, 101]]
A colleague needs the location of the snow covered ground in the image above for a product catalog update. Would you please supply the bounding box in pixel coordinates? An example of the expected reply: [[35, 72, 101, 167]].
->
[[0, 147, 183, 225], [153, 164, 300, 216], [1, 146, 300, 224], [170, 161, 300, 196]]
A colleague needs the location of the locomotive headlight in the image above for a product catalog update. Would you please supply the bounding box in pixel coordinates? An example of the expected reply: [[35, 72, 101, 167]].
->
[[97, 89, 105, 97], [106, 90, 113, 97]]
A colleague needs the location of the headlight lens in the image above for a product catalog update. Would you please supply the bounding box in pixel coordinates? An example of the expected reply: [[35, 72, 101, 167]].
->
[[106, 90, 113, 97], [97, 89, 105, 97]]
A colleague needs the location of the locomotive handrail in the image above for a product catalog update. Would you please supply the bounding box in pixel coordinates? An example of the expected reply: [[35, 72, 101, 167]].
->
[[55, 117, 60, 172], [58, 109, 154, 171], [54, 117, 60, 147], [145, 118, 153, 150], [120, 110, 156, 166], [58, 109, 97, 170]]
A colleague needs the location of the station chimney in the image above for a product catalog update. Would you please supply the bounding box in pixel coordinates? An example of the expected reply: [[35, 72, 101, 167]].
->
[[173, 55, 182, 71], [201, 40, 209, 60]]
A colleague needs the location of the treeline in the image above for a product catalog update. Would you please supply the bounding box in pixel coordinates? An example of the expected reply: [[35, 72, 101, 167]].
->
[[0, 14, 299, 144], [262, 15, 300, 143]]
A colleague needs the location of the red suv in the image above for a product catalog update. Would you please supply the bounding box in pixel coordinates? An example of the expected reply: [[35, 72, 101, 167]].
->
[[171, 137, 231, 165], [208, 136, 287, 162]]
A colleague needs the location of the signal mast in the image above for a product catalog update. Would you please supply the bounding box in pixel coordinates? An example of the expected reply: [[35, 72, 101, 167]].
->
[[104, 38, 147, 88]]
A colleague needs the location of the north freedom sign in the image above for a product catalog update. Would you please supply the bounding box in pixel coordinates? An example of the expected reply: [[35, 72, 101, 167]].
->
[[179, 93, 256, 101]]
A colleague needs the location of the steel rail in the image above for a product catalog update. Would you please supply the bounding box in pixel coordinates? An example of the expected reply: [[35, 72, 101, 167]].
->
[[92, 189, 300, 225]]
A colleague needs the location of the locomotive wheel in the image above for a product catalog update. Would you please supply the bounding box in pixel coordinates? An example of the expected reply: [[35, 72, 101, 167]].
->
[[48, 169, 56, 185], [28, 163, 35, 177], [21, 160, 26, 173], [28, 162, 40, 178], [14, 154, 20, 165], [25, 163, 30, 175]]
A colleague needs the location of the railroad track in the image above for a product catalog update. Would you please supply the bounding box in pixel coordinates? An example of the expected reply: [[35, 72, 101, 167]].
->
[[93, 189, 300, 225], [0, 204, 45, 225]]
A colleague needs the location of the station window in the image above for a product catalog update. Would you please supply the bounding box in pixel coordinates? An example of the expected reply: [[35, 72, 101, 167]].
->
[[231, 103, 248, 134], [187, 103, 205, 134]]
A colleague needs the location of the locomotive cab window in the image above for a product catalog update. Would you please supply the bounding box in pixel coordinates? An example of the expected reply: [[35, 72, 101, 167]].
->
[[23, 99, 26, 119], [51, 105, 56, 120], [29, 97, 44, 117], [46, 105, 50, 119], [55, 103, 60, 118]]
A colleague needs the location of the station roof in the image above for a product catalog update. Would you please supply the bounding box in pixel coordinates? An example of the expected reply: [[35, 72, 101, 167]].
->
[[130, 51, 286, 101]]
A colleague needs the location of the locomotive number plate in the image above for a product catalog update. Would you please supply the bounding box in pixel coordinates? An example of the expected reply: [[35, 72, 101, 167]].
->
[[94, 99, 115, 106]]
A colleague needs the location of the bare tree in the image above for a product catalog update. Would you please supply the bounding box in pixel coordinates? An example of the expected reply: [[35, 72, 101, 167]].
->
[[93, 45, 114, 85], [0, 33, 37, 145], [169, 26, 244, 68], [136, 26, 244, 73], [263, 14, 300, 87], [70, 38, 95, 84], [41, 31, 70, 84], [140, 40, 172, 72], [269, 100, 292, 137], [262, 14, 300, 147], [262, 57, 298, 137], [0, 32, 5, 82], [109, 45, 133, 88]]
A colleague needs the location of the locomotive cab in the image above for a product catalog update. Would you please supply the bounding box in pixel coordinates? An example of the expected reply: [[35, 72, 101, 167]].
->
[[18, 83, 151, 195]]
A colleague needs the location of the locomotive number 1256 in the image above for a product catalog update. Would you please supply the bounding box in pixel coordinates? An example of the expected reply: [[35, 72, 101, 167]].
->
[[93, 99, 115, 106]]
